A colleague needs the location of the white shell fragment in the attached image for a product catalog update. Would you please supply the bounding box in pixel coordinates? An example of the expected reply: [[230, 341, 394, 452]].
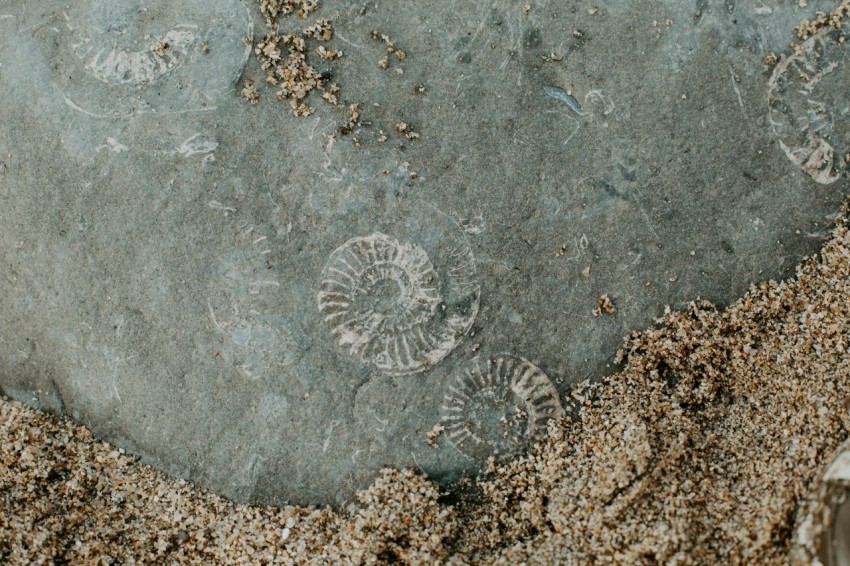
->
[[768, 22, 850, 185], [441, 354, 565, 462], [795, 440, 850, 566], [824, 451, 850, 483], [318, 232, 479, 375]]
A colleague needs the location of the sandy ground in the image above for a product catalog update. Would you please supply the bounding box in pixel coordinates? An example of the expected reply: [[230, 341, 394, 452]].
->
[[1, 200, 848, 564]]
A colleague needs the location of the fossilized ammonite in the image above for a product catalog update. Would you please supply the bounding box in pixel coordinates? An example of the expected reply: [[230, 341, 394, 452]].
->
[[31, 0, 252, 116], [441, 354, 565, 462], [768, 20, 850, 185], [77, 24, 197, 87], [318, 231, 479, 375]]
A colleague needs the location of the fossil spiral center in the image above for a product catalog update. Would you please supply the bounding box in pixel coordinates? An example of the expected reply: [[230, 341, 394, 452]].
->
[[353, 262, 438, 332], [359, 269, 406, 314], [465, 388, 528, 450]]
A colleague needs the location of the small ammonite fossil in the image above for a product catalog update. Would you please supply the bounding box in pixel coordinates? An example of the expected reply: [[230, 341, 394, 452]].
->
[[768, 22, 850, 184], [441, 354, 565, 462], [317, 232, 479, 375], [75, 25, 198, 87], [33, 0, 252, 116]]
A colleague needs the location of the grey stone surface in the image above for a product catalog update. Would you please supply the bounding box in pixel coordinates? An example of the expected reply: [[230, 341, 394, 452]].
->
[[0, 0, 847, 506]]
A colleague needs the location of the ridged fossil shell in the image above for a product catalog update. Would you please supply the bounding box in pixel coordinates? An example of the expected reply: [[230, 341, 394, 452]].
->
[[76, 25, 197, 86], [441, 354, 564, 461], [768, 23, 849, 185], [33, 0, 252, 115], [318, 232, 479, 375]]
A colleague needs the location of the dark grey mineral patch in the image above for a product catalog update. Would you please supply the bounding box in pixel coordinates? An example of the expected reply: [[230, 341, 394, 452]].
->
[[0, 0, 846, 505]]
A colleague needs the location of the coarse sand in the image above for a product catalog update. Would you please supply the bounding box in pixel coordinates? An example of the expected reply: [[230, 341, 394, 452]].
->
[[1, 200, 848, 564]]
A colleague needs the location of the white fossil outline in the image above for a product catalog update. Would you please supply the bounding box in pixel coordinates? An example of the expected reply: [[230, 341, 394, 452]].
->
[[46, 0, 254, 118], [317, 232, 479, 375], [440, 354, 565, 461], [205, 220, 307, 381], [767, 24, 848, 185], [72, 25, 198, 86]]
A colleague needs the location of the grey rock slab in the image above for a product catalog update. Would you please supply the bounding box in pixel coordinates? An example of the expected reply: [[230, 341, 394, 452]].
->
[[0, 0, 847, 505]]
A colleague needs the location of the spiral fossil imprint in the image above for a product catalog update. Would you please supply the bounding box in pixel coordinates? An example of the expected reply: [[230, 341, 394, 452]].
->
[[441, 354, 564, 461], [37, 0, 252, 115], [317, 232, 480, 375], [74, 25, 197, 86]]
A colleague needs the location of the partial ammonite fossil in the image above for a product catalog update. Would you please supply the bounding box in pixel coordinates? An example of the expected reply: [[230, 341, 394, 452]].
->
[[76, 25, 198, 87], [33, 0, 252, 115], [441, 354, 564, 462], [206, 236, 308, 382], [318, 232, 480, 375], [768, 21, 850, 184]]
